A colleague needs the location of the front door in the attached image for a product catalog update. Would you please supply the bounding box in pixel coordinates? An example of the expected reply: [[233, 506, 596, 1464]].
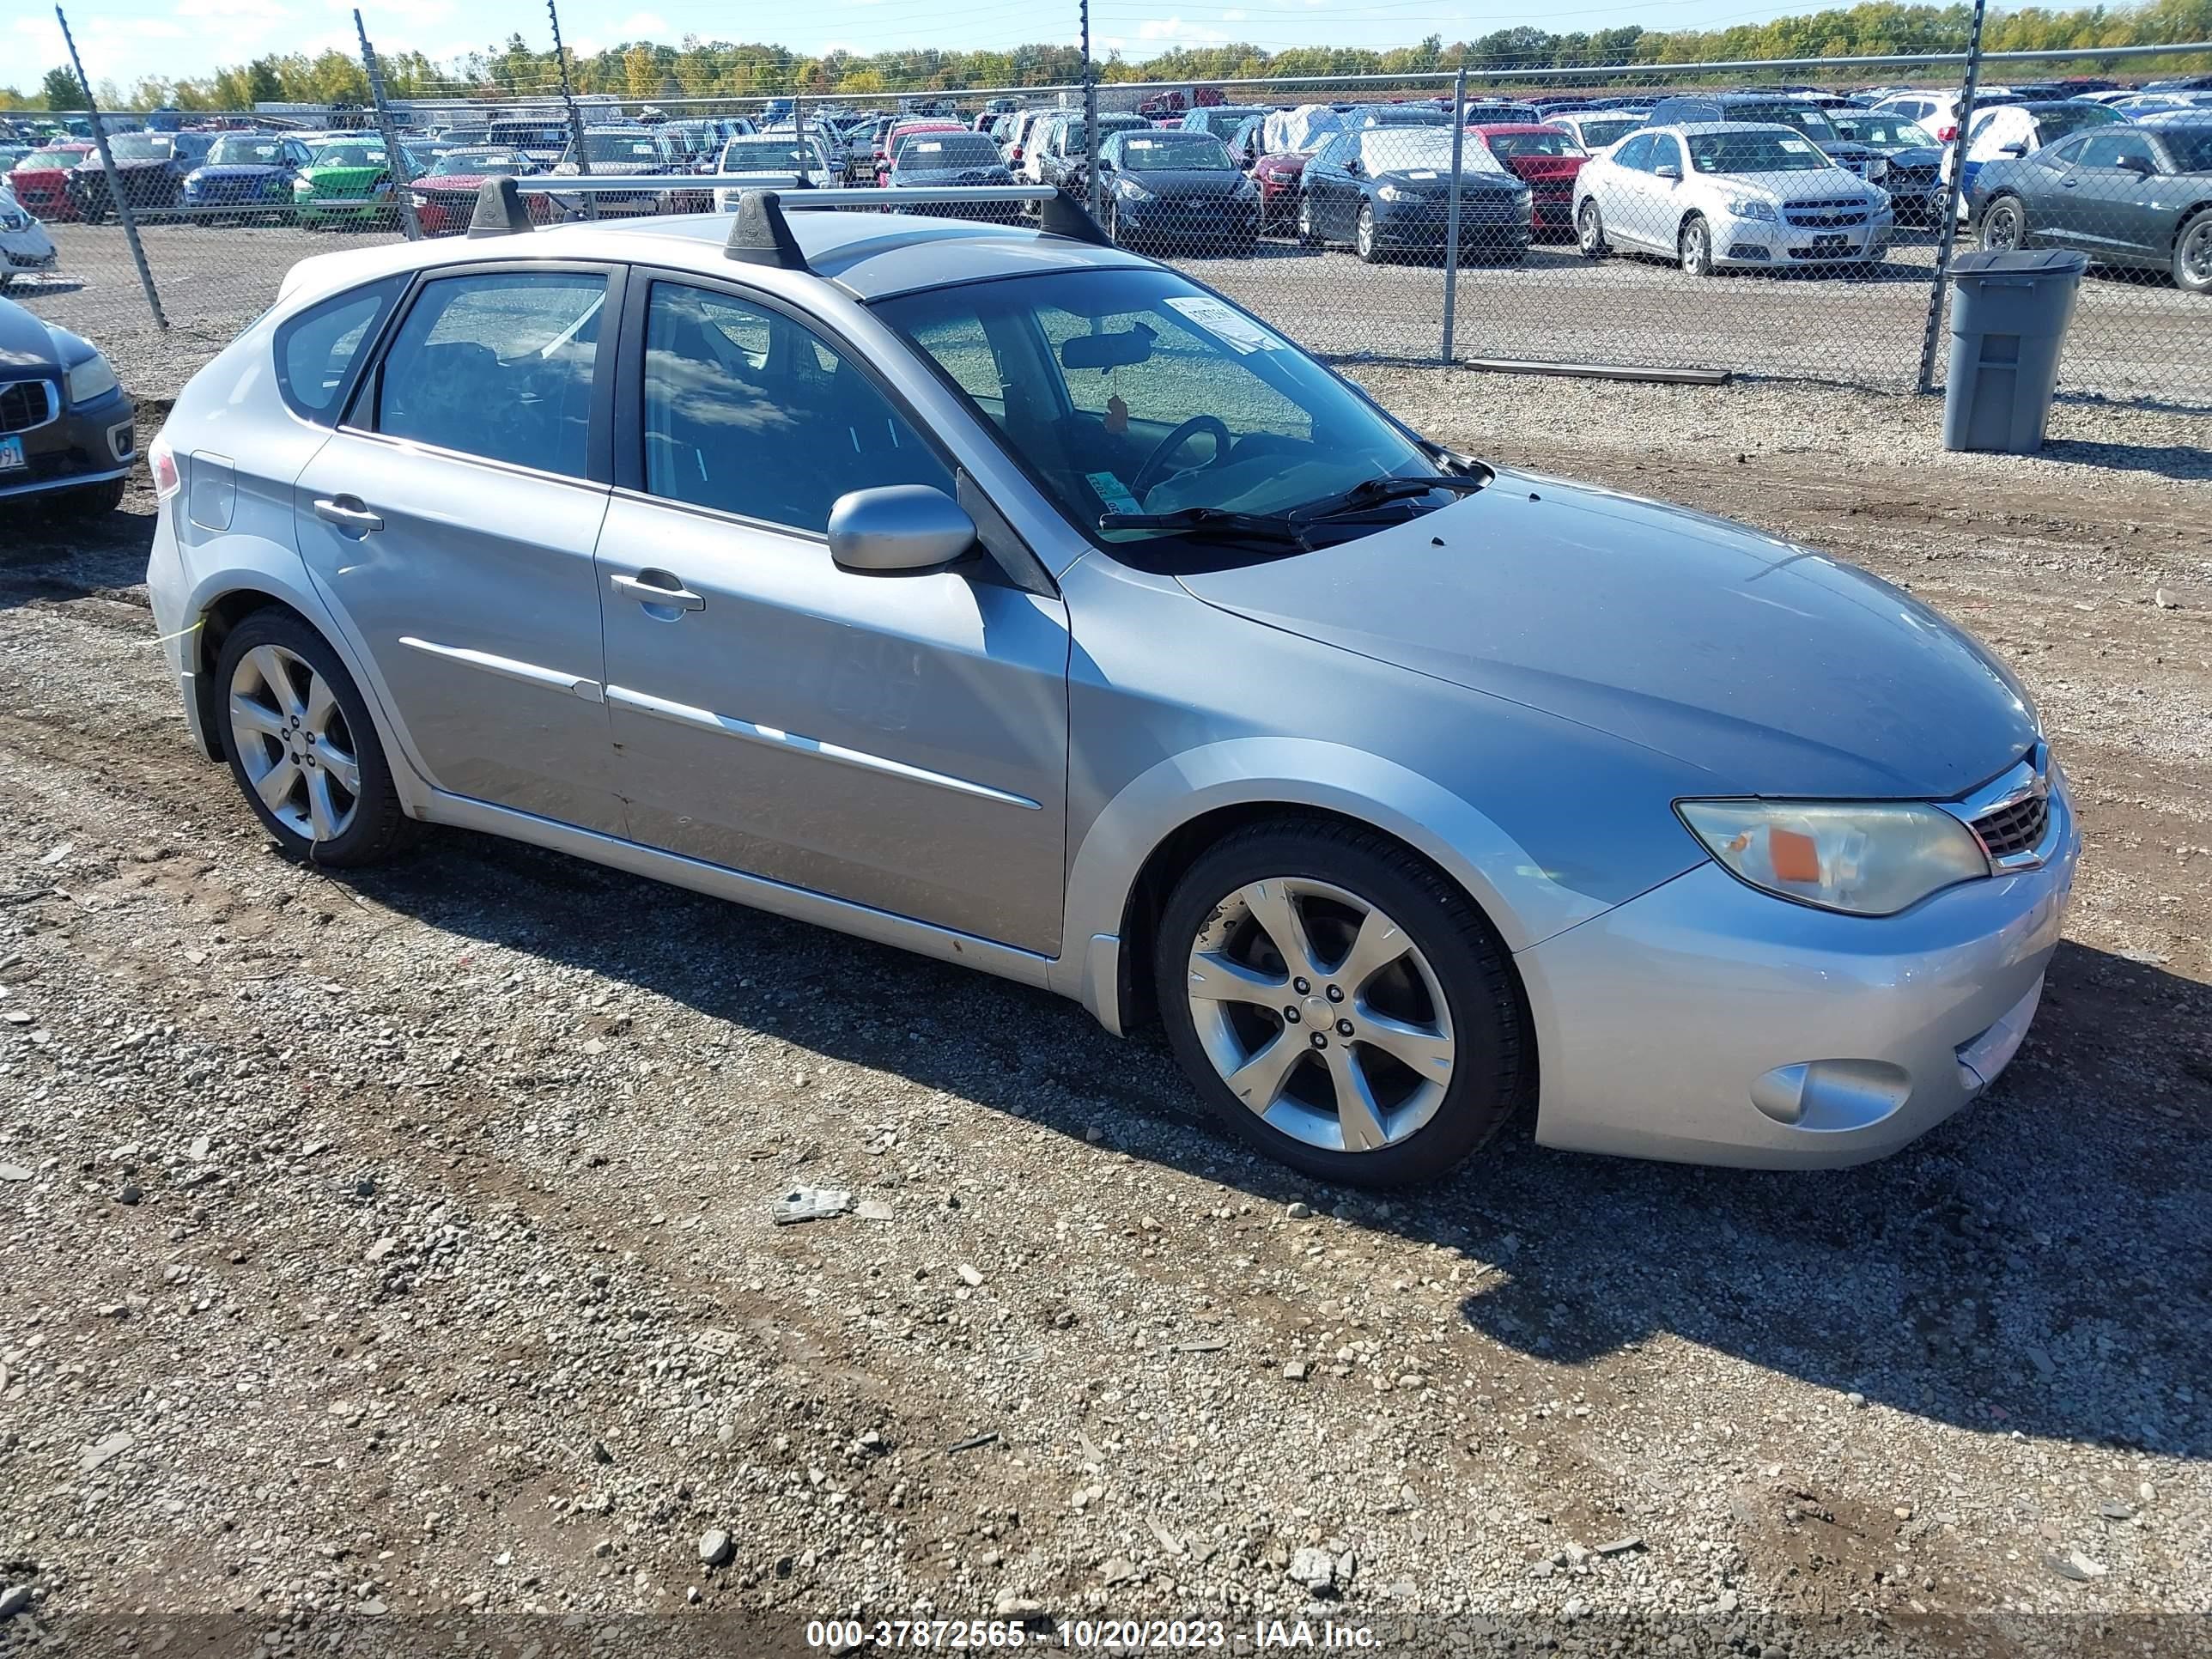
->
[[294, 264, 627, 835], [594, 276, 1071, 955]]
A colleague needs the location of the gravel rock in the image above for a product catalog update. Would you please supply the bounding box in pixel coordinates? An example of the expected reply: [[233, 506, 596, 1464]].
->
[[698, 1529, 732, 1567]]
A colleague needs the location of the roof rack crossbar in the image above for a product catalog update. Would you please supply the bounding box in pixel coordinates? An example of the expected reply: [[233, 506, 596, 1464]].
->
[[465, 175, 533, 238], [721, 184, 1116, 269]]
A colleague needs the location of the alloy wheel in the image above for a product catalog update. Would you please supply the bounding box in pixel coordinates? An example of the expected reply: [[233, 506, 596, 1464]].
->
[[228, 644, 363, 843], [2178, 216, 2212, 291], [1185, 878, 1455, 1155], [1680, 218, 1711, 276], [1577, 201, 1603, 254], [1983, 200, 2023, 252], [1356, 206, 1377, 261]]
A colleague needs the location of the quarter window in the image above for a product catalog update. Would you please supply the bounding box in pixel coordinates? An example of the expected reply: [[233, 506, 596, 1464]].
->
[[640, 283, 951, 533], [273, 276, 404, 424], [373, 270, 605, 478]]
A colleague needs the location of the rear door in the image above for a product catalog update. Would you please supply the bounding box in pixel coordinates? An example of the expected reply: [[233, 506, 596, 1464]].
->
[[293, 261, 628, 835]]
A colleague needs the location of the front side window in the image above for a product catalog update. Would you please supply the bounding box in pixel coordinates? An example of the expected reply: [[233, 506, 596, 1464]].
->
[[641, 283, 951, 534], [374, 270, 605, 477], [2075, 130, 2159, 171], [276, 275, 406, 423], [878, 267, 1445, 568], [1611, 132, 1656, 172], [1649, 134, 1684, 173]]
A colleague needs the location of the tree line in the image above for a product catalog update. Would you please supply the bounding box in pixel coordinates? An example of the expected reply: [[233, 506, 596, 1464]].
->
[[3, 0, 2207, 113]]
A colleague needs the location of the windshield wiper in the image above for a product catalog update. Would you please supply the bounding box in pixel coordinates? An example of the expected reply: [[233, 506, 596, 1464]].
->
[[1290, 473, 1488, 526], [1098, 506, 1307, 546]]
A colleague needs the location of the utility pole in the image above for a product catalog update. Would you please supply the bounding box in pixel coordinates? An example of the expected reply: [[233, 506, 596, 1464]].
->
[[56, 5, 165, 328], [1917, 0, 1989, 392], [547, 0, 598, 221]]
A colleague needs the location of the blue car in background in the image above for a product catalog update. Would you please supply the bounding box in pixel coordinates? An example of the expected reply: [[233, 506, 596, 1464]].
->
[[183, 132, 314, 220]]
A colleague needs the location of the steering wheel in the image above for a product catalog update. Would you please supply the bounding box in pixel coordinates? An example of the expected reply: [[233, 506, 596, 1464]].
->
[[1129, 414, 1233, 503]]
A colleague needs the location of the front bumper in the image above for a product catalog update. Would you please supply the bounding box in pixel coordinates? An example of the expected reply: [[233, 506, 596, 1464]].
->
[[1113, 198, 1260, 243], [1375, 199, 1533, 248], [1518, 781, 2080, 1169], [1711, 206, 1893, 269], [3, 226, 58, 271], [0, 380, 136, 502]]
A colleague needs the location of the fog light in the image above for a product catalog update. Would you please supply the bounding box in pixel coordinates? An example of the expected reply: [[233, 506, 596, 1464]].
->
[[1749, 1059, 1911, 1130]]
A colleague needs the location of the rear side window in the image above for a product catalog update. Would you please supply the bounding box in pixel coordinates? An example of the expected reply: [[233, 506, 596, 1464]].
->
[[273, 276, 404, 424]]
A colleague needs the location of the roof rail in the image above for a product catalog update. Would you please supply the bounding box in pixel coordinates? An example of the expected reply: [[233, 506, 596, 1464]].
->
[[467, 176, 532, 238]]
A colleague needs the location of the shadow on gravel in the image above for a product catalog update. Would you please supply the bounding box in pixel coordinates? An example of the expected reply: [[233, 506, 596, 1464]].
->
[[336, 817, 2212, 1462], [2021, 441, 2212, 483], [0, 500, 155, 574]]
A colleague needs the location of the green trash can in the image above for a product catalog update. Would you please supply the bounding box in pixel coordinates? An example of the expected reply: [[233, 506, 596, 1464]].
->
[[1942, 248, 2087, 455]]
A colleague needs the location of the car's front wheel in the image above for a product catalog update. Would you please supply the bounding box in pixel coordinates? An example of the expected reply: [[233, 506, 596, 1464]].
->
[[1153, 821, 1528, 1188], [215, 611, 416, 868], [1577, 198, 1609, 258], [1355, 203, 1382, 264], [1678, 213, 1714, 276]]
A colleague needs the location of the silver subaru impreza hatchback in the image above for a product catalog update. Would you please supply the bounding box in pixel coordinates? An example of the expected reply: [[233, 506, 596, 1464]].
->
[[145, 186, 2077, 1187]]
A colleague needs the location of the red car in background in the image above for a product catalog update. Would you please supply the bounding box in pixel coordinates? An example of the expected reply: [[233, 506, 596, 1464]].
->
[[8, 143, 92, 222], [1249, 106, 1347, 235], [407, 148, 551, 237], [1468, 124, 1589, 239]]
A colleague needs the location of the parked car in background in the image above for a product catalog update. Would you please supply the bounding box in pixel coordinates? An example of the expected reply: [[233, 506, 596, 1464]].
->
[[1181, 105, 1269, 143], [1948, 99, 2124, 216], [1096, 130, 1260, 252], [1971, 118, 2212, 293], [1468, 125, 1589, 239], [294, 137, 411, 230], [1545, 110, 1647, 154], [0, 184, 58, 291], [548, 129, 681, 218], [710, 136, 833, 210], [1346, 105, 1449, 132], [881, 118, 969, 182], [7, 143, 91, 222], [1873, 88, 2021, 144], [0, 294, 133, 513], [1252, 105, 1350, 234], [488, 120, 571, 166], [1299, 125, 1531, 263], [68, 131, 206, 222], [1460, 101, 1544, 127], [182, 132, 313, 220], [998, 107, 1060, 176], [1824, 110, 1946, 221], [409, 148, 547, 236], [1576, 124, 1893, 276], [1029, 112, 1150, 195], [885, 131, 1021, 220], [1644, 94, 1892, 187]]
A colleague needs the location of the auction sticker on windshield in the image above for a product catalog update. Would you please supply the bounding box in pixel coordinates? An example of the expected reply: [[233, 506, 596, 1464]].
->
[[1164, 295, 1288, 356], [1086, 471, 1142, 514], [1779, 138, 1815, 154]]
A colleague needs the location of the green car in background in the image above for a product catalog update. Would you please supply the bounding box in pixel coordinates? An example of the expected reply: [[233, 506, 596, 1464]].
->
[[294, 139, 411, 228]]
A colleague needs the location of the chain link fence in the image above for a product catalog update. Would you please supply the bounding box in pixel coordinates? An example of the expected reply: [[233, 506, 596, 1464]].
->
[[6, 33, 2209, 410]]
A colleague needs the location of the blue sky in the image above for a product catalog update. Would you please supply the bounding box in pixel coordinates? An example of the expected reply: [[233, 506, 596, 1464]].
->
[[12, 0, 1819, 91]]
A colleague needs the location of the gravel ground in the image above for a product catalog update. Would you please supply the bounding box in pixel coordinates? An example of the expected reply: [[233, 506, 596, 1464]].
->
[[0, 324, 2209, 1657]]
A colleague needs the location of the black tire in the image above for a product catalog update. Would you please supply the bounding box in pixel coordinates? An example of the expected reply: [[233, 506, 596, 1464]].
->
[[2172, 210, 2212, 295], [1679, 213, 1714, 276], [1355, 204, 1383, 264], [214, 609, 417, 869], [1295, 192, 1318, 247], [1577, 198, 1609, 259], [1152, 819, 1528, 1188], [1980, 194, 2026, 252]]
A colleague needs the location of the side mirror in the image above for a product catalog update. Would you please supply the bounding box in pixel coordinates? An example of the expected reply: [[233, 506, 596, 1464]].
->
[[1343, 158, 1363, 175], [1096, 157, 1115, 173], [1655, 161, 1682, 180], [1998, 142, 2027, 157], [2115, 155, 2152, 176], [828, 485, 976, 574]]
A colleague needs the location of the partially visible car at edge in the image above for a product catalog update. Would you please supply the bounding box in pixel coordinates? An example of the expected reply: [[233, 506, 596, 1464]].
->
[[0, 183, 58, 290], [1969, 118, 2212, 293], [1468, 124, 1588, 238], [0, 294, 134, 513]]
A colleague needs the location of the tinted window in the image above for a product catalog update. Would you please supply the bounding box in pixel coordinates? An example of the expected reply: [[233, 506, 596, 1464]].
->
[[2035, 103, 2120, 141], [1611, 131, 1656, 171], [375, 271, 605, 477], [275, 276, 405, 424], [2075, 130, 2158, 169], [641, 283, 951, 534]]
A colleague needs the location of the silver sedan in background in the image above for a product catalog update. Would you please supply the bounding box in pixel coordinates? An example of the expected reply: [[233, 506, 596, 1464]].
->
[[143, 191, 2075, 1187]]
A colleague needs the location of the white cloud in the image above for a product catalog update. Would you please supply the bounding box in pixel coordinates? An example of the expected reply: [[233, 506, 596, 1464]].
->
[[614, 9, 670, 35], [1137, 16, 1229, 43]]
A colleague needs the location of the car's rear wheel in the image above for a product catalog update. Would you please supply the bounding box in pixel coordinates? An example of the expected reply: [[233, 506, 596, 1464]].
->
[[215, 611, 416, 868], [1153, 821, 1527, 1188], [1577, 198, 1609, 258], [1355, 204, 1382, 264], [2172, 211, 2212, 295], [1980, 195, 2026, 252], [1679, 214, 1714, 276]]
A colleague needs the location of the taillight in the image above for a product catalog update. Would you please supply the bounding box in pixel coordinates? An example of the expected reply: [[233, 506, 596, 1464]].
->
[[1010, 146, 1023, 161], [1936, 123, 1957, 142], [149, 434, 181, 502]]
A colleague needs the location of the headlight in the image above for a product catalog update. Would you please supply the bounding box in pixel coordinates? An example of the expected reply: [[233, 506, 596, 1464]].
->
[[1676, 799, 1990, 917], [64, 350, 119, 405], [1725, 198, 1778, 221], [0, 208, 25, 231], [1116, 178, 1152, 200], [294, 178, 313, 194], [1376, 184, 1412, 202], [1234, 176, 1258, 199], [1866, 157, 1889, 181]]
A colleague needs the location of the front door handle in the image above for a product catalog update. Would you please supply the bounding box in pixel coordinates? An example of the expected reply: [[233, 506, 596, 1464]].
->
[[313, 495, 383, 536], [611, 570, 707, 612]]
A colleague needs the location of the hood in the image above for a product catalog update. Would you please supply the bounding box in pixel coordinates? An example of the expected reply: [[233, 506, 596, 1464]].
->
[[1255, 153, 1311, 178], [1174, 470, 2037, 799], [0, 298, 59, 375], [1378, 165, 1523, 193], [80, 155, 170, 174], [1732, 165, 1869, 201], [1881, 145, 1945, 168], [301, 164, 388, 186], [1119, 167, 1247, 196]]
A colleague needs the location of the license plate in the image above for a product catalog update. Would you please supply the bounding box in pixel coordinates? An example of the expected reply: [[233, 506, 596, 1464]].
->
[[0, 436, 24, 473], [1814, 233, 1848, 250]]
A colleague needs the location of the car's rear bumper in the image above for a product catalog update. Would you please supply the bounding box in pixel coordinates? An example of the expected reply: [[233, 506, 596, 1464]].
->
[[1518, 781, 2079, 1168]]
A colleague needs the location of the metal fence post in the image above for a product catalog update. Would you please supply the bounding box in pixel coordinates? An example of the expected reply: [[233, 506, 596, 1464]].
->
[[1917, 0, 1990, 393], [1441, 68, 1467, 366], [1081, 0, 1101, 220], [56, 4, 166, 330], [547, 0, 598, 221], [355, 9, 421, 240]]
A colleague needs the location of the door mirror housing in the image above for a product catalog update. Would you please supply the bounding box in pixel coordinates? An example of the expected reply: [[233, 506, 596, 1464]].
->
[[827, 485, 977, 574], [1998, 142, 2027, 157], [1342, 157, 1363, 175], [2115, 154, 2153, 176], [1654, 161, 1682, 180], [1096, 156, 1115, 173]]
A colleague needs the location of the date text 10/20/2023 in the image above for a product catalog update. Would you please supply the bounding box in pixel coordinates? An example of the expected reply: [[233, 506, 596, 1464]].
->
[[804, 1618, 1380, 1649]]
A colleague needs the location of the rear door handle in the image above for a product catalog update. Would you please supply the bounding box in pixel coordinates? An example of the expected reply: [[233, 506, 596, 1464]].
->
[[611, 570, 707, 612], [313, 495, 383, 536]]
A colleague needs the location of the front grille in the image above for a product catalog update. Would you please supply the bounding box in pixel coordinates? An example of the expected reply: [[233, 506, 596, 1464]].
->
[[0, 380, 56, 436], [1972, 790, 2050, 860], [1784, 200, 1869, 228]]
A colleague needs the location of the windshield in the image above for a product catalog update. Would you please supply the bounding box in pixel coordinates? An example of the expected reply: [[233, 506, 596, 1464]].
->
[[107, 134, 171, 163], [1359, 107, 1449, 128], [1190, 107, 1258, 137], [1059, 116, 1146, 149], [1576, 117, 1643, 147], [1829, 114, 1936, 149], [1726, 106, 1841, 144], [1482, 130, 1579, 159], [722, 139, 815, 171], [877, 267, 1449, 568], [1118, 133, 1232, 171], [490, 124, 567, 149], [897, 133, 1001, 167], [312, 144, 386, 169], [1689, 131, 1832, 173], [431, 149, 526, 176], [207, 136, 288, 167], [578, 134, 664, 165], [1358, 128, 1492, 173], [16, 147, 83, 170]]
